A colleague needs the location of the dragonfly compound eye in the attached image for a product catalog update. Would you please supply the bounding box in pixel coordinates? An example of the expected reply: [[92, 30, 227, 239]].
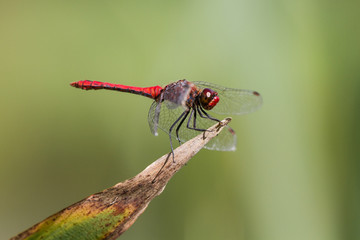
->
[[200, 88, 220, 110]]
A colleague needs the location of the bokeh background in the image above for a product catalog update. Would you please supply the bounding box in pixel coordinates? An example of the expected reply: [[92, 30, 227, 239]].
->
[[1, 1, 359, 240]]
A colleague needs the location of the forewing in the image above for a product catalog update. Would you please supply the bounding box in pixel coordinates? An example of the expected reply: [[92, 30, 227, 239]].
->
[[193, 81, 263, 115]]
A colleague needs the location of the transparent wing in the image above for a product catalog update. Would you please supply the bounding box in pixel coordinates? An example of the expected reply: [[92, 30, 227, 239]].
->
[[148, 100, 236, 151], [193, 81, 263, 115]]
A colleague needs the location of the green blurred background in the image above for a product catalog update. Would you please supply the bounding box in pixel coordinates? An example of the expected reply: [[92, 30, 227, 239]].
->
[[1, 1, 359, 239]]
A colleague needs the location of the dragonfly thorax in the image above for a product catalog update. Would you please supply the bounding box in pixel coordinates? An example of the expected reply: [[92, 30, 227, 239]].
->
[[199, 88, 219, 110]]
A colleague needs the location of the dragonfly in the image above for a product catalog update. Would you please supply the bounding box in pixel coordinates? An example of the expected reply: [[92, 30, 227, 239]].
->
[[70, 79, 262, 159]]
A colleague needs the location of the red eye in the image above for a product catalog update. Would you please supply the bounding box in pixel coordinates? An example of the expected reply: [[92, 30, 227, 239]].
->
[[200, 88, 219, 110]]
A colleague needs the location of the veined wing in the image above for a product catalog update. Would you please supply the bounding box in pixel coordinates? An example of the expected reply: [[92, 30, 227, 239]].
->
[[193, 81, 263, 115]]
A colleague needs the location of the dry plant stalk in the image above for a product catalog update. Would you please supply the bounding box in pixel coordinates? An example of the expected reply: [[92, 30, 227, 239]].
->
[[11, 118, 231, 240]]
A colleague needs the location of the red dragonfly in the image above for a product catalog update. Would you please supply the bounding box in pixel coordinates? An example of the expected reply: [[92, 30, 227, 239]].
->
[[70, 79, 262, 158]]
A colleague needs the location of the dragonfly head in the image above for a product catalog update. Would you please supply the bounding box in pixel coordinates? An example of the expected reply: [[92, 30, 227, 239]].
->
[[200, 88, 219, 110]]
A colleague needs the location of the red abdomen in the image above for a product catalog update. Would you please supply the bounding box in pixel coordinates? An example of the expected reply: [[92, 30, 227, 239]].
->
[[70, 80, 163, 99]]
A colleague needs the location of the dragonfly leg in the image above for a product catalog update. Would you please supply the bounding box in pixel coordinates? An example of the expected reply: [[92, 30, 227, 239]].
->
[[185, 106, 208, 132], [186, 108, 194, 130], [152, 152, 172, 183], [175, 110, 191, 145], [168, 110, 188, 162], [198, 105, 220, 122]]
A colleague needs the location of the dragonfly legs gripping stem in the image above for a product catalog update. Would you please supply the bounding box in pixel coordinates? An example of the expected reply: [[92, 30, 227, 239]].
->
[[172, 105, 216, 156], [169, 105, 225, 161]]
